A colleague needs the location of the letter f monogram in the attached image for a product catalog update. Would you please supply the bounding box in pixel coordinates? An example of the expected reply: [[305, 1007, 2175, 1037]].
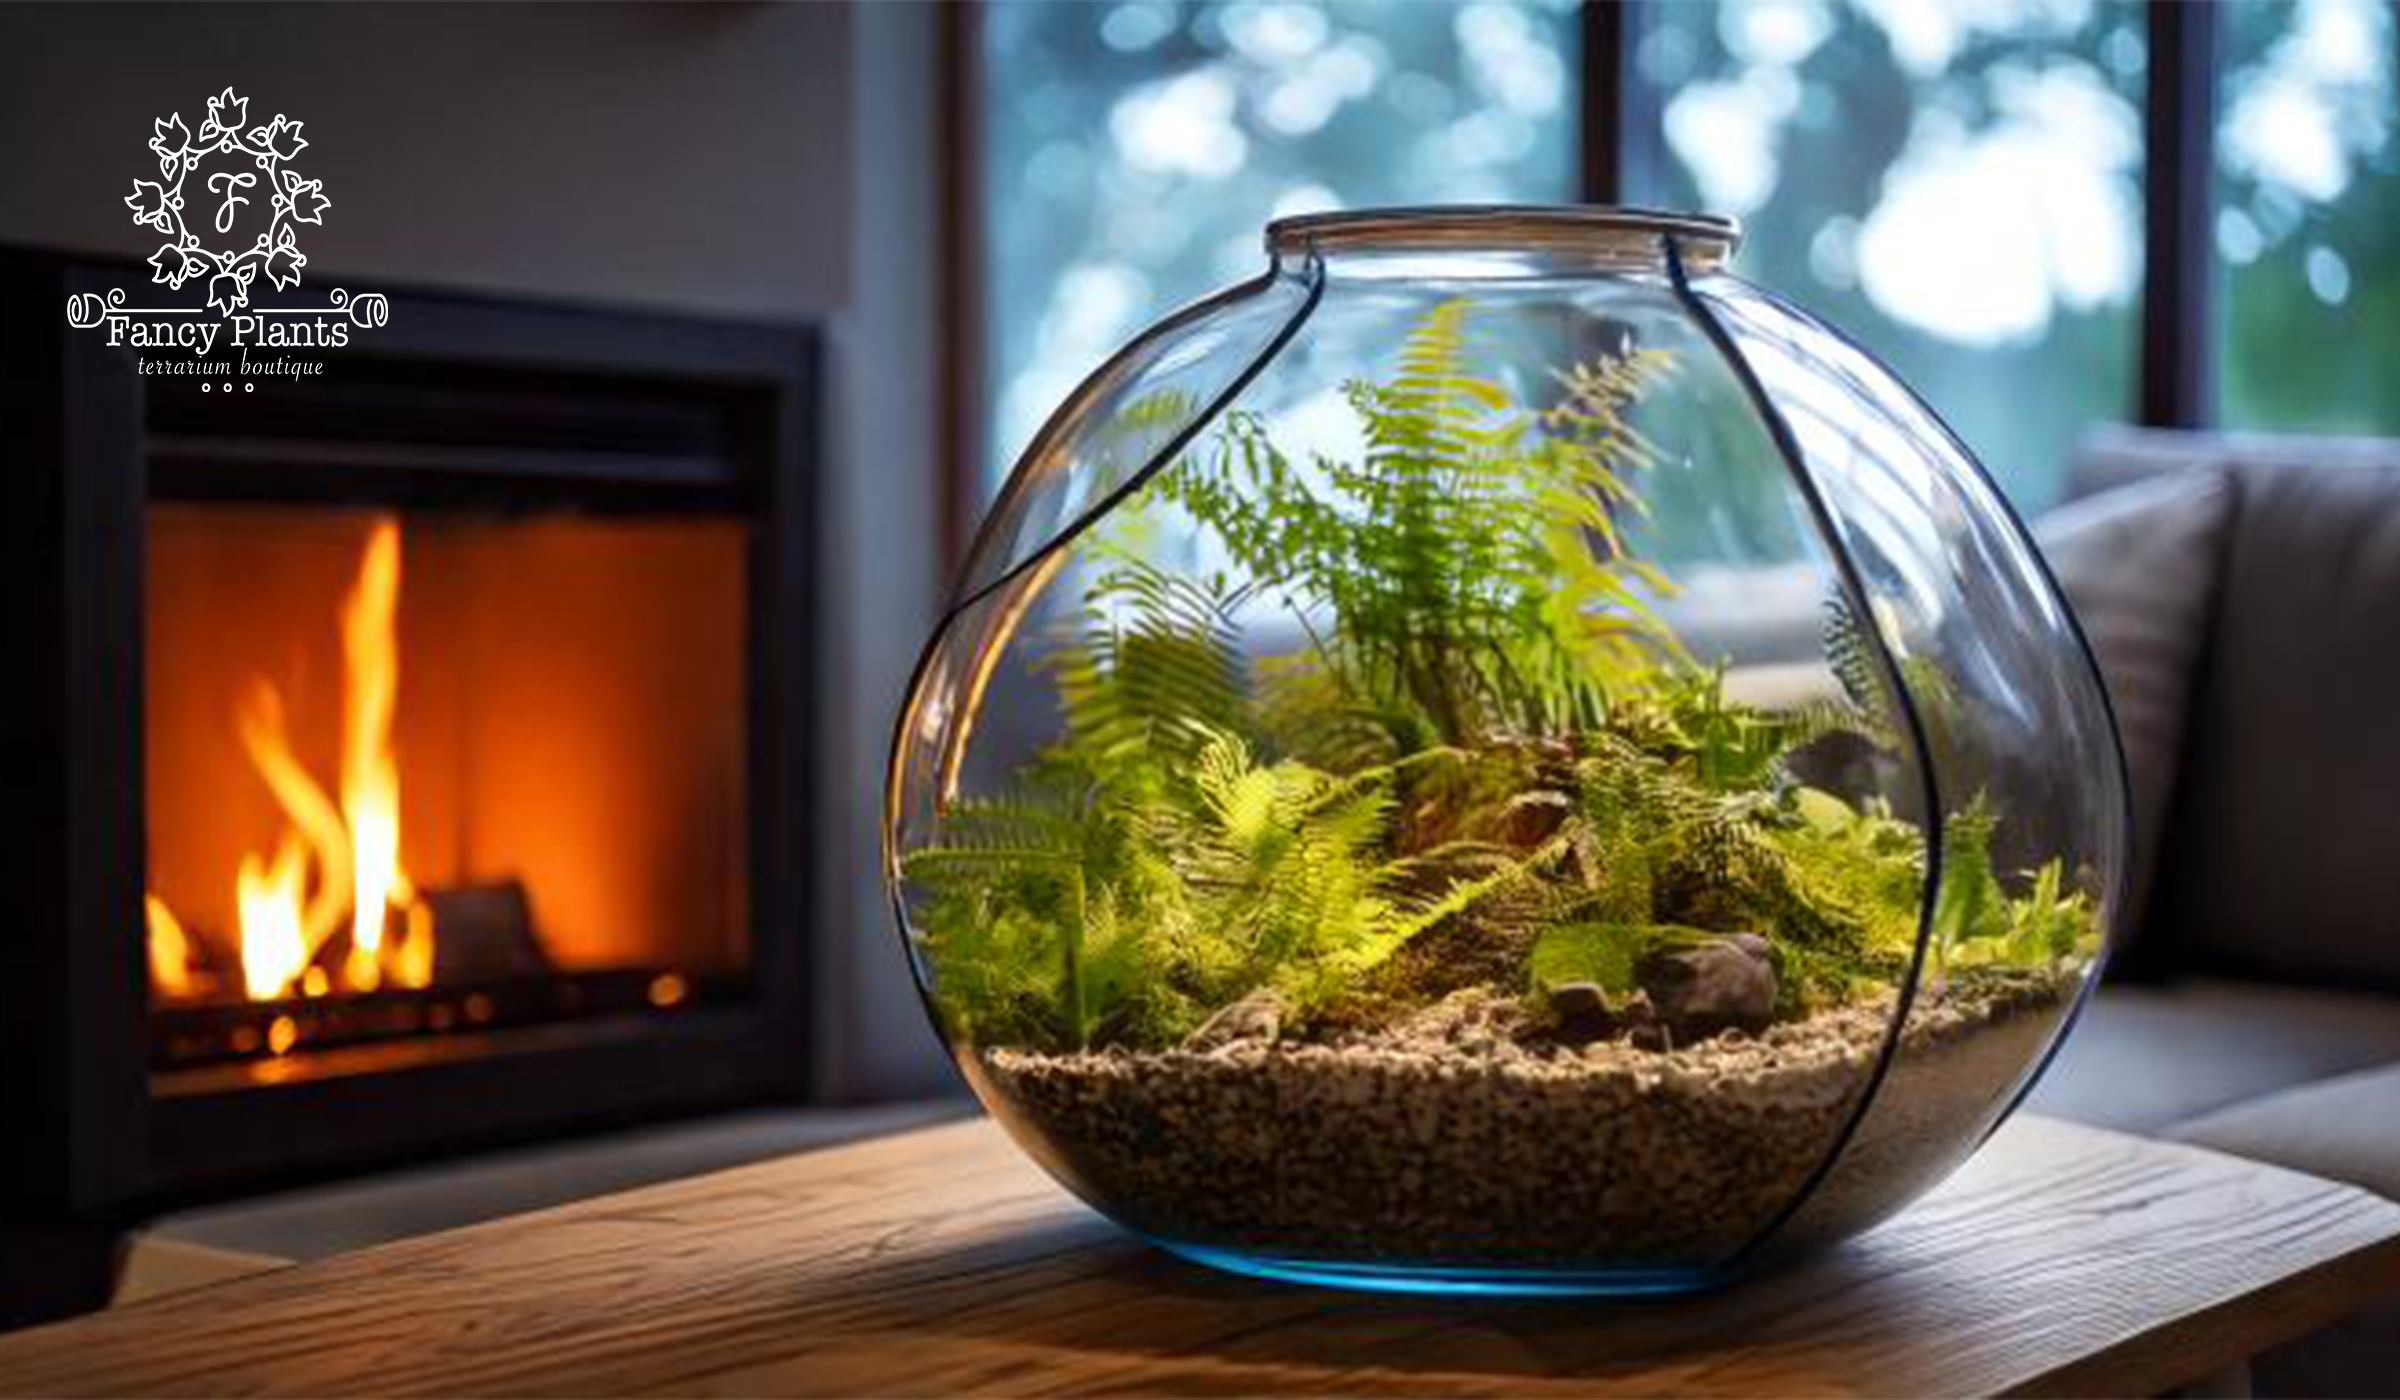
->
[[207, 170, 257, 233]]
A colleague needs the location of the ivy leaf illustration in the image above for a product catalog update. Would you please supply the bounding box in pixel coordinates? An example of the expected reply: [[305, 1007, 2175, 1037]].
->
[[264, 229, 306, 292], [208, 87, 248, 137], [147, 243, 194, 289], [151, 112, 190, 151], [207, 266, 252, 317], [284, 174, 330, 225], [258, 115, 309, 162]]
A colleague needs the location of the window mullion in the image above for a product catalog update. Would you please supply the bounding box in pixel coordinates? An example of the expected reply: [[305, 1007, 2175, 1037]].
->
[[2139, 0, 2219, 429], [1580, 0, 1630, 204]]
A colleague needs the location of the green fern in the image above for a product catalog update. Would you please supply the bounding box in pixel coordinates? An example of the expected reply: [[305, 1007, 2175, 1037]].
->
[[1159, 300, 1683, 746], [907, 723, 1558, 1047], [1929, 793, 2002, 980], [903, 784, 1151, 1049], [1040, 554, 1252, 796], [1986, 859, 2098, 965], [906, 303, 2100, 1053], [1943, 823, 2103, 977]]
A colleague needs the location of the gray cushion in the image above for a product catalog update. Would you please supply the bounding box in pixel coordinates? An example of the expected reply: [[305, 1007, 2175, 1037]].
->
[[2167, 1063, 2400, 1202], [2148, 455, 2400, 987], [2072, 423, 2400, 497], [2028, 978, 2400, 1134], [2035, 471, 2235, 950]]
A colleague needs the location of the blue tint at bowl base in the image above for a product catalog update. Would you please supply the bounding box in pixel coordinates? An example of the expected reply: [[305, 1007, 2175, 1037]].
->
[[1153, 1238, 1726, 1298]]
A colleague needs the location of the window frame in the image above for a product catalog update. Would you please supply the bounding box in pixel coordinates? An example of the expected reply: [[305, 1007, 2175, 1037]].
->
[[943, 1, 2399, 566], [2138, 0, 2218, 429], [938, 1, 987, 569]]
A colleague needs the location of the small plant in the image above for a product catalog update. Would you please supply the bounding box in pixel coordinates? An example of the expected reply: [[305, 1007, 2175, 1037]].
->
[[1158, 301, 1683, 745], [903, 302, 2101, 1054], [1948, 856, 2100, 972]]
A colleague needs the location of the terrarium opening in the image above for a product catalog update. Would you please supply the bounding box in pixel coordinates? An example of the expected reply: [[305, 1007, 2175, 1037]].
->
[[1266, 205, 1740, 279]]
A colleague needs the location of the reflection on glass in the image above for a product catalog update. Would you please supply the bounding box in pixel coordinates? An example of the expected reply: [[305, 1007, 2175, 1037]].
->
[[982, 0, 1579, 492], [2217, 0, 2400, 434], [1635, 0, 2146, 508]]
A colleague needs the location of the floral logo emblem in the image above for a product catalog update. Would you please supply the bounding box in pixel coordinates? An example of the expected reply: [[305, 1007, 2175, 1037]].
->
[[124, 86, 329, 317]]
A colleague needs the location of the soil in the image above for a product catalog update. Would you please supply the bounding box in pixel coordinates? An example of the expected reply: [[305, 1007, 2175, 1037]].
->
[[975, 968, 2079, 1270]]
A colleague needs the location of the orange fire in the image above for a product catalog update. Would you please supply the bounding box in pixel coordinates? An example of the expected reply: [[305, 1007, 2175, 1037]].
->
[[147, 518, 436, 1003], [340, 522, 407, 992], [144, 894, 196, 998]]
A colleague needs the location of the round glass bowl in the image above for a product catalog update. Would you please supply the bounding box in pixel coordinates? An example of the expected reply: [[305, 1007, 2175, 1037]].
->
[[886, 205, 2128, 1294]]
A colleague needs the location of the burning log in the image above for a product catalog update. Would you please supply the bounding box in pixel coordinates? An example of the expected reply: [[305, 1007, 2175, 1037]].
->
[[419, 880, 547, 982]]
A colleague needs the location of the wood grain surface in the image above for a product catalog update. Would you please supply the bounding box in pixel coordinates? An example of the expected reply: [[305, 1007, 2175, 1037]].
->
[[1, 1113, 2394, 1398]]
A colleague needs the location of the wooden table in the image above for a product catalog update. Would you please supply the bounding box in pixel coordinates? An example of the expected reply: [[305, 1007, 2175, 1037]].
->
[[1, 1113, 2395, 1398]]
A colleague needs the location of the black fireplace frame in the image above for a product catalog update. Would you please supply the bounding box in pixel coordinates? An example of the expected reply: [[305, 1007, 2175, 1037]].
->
[[0, 249, 822, 1320]]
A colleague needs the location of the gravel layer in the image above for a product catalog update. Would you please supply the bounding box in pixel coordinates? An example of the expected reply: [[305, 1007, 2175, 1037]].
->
[[976, 970, 2076, 1269]]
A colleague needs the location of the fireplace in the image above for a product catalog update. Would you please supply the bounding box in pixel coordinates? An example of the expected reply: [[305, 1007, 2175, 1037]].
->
[[144, 506, 751, 1071], [0, 251, 820, 1322]]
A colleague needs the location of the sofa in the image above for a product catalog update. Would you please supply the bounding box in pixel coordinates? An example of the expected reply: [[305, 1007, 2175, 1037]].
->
[[2025, 426, 2400, 1395]]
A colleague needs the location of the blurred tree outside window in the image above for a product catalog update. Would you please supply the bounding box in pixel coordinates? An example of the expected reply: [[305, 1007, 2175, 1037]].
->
[[982, 0, 1580, 483], [2216, 0, 2400, 435], [1634, 0, 2147, 511]]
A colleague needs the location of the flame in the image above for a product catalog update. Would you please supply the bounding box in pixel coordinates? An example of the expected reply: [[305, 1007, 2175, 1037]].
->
[[145, 894, 196, 998], [147, 516, 437, 1006], [237, 832, 309, 1001], [391, 900, 436, 990], [235, 679, 351, 957], [340, 521, 404, 993]]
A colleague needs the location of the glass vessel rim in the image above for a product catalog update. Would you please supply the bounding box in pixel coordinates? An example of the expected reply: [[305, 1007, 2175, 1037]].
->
[[1266, 205, 1741, 261]]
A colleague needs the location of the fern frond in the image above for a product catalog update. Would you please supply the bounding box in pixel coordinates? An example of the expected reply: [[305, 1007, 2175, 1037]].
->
[[1040, 555, 1253, 789]]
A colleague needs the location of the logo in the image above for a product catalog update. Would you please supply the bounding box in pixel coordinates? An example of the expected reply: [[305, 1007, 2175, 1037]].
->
[[68, 86, 386, 385]]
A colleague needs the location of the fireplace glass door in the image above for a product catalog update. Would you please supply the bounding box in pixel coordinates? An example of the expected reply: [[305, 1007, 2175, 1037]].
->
[[144, 504, 751, 1077]]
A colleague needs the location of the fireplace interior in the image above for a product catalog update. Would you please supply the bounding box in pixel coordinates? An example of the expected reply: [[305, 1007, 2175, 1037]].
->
[[144, 506, 751, 1079]]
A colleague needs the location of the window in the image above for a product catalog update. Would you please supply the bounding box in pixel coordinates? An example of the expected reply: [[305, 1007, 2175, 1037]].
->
[[1633, 1, 2147, 510], [969, 2, 2400, 520], [980, 0, 1579, 481], [2216, 0, 2400, 434]]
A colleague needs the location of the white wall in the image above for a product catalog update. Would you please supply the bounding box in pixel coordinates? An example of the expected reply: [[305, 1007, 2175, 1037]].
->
[[818, 1, 957, 1100], [0, 1, 958, 1100]]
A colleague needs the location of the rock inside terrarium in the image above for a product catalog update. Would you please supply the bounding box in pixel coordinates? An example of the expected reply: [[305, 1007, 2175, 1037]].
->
[[895, 296, 2104, 1284]]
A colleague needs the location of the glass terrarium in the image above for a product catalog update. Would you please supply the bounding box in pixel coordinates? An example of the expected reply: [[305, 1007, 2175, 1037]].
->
[[887, 207, 2127, 1294]]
